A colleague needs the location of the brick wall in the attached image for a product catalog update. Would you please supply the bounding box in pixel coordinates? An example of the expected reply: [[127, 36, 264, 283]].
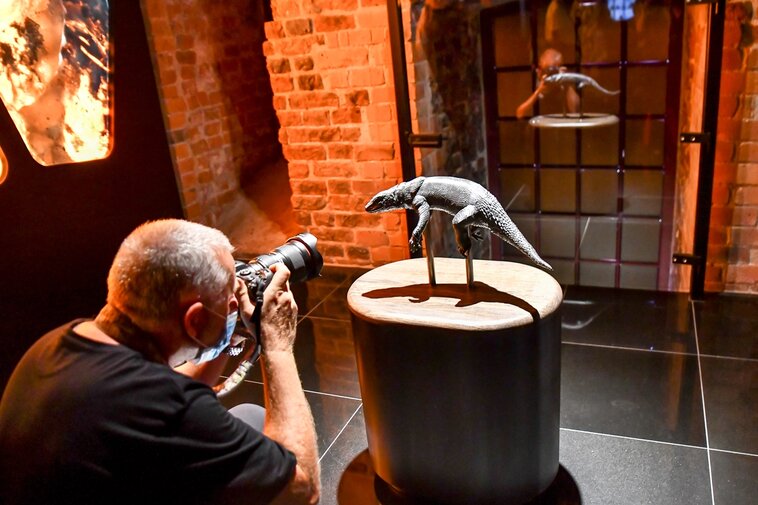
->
[[706, 0, 758, 293], [141, 0, 279, 233], [264, 0, 408, 266]]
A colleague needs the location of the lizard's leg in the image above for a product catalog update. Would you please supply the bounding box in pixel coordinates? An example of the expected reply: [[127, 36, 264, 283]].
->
[[452, 205, 477, 256], [410, 196, 430, 252]]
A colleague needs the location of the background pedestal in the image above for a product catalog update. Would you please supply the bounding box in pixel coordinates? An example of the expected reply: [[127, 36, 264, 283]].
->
[[347, 258, 563, 505]]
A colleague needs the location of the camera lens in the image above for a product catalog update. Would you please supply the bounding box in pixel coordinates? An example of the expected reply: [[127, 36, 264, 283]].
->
[[236, 233, 324, 293], [255, 233, 323, 284]]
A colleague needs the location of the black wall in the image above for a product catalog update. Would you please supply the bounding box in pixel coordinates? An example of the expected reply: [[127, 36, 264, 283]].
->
[[0, 1, 183, 387]]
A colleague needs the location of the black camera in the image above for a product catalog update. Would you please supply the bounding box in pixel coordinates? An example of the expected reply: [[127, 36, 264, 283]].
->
[[235, 232, 324, 297]]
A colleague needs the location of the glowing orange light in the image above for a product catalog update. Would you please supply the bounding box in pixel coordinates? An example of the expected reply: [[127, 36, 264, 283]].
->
[[0, 0, 111, 166], [0, 145, 7, 185]]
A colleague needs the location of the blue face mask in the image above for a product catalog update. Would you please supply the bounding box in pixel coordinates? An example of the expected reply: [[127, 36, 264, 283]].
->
[[191, 310, 237, 364]]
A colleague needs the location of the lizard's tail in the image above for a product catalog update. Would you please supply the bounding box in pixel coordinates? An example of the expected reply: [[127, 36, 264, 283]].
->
[[588, 78, 620, 96], [488, 211, 553, 271]]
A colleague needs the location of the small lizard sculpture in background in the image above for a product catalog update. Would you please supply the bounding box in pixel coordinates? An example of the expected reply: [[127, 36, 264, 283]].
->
[[542, 72, 620, 96], [365, 176, 552, 271]]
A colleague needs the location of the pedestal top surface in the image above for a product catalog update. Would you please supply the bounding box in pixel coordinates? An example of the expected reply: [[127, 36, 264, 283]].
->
[[347, 258, 563, 331]]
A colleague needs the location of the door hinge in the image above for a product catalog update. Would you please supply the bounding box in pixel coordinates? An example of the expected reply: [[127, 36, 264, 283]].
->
[[679, 132, 711, 144], [672, 253, 703, 266], [408, 133, 446, 149]]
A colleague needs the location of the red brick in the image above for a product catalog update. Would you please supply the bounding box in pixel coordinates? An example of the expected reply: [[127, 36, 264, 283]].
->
[[319, 244, 344, 261], [733, 206, 758, 226], [264, 21, 285, 39], [285, 19, 313, 36], [349, 67, 385, 87], [332, 107, 362, 124], [302, 110, 331, 126], [354, 230, 389, 246], [736, 186, 758, 204], [293, 211, 313, 227], [294, 180, 328, 195], [271, 0, 300, 18], [294, 56, 314, 71], [328, 144, 354, 159], [328, 180, 352, 194], [298, 74, 324, 90], [314, 47, 369, 69], [347, 246, 371, 261], [337, 213, 382, 228], [737, 164, 758, 184], [314, 15, 356, 32], [277, 111, 302, 126], [312, 227, 355, 242], [347, 29, 372, 47], [313, 162, 357, 177], [730, 264, 758, 283], [356, 7, 388, 28], [289, 92, 340, 109], [292, 195, 328, 210], [284, 145, 327, 160], [288, 162, 310, 178], [267, 58, 291, 74], [340, 127, 362, 141], [313, 212, 335, 227], [309, 0, 358, 11], [270, 76, 294, 92], [738, 142, 758, 162], [345, 90, 370, 106], [355, 143, 395, 161]]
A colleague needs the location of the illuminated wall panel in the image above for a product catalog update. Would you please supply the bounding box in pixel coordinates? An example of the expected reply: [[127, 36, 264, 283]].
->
[[0, 0, 111, 166]]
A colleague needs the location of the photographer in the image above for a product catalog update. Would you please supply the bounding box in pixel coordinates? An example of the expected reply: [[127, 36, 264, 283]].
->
[[0, 219, 320, 505]]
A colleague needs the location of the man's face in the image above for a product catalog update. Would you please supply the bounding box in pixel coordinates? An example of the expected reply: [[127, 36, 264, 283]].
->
[[197, 250, 238, 348]]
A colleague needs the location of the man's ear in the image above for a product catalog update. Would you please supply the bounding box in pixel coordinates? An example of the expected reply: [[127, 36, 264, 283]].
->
[[183, 302, 207, 340]]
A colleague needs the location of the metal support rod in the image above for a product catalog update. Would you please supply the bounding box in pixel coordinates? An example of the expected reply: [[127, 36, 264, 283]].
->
[[465, 253, 475, 288], [424, 229, 436, 286]]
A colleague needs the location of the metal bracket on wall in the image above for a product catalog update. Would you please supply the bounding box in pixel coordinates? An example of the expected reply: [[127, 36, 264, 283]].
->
[[408, 133, 446, 149], [680, 132, 711, 146], [672, 253, 703, 266]]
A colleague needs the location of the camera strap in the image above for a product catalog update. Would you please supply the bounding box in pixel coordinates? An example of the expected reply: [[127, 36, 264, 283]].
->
[[249, 285, 266, 363]]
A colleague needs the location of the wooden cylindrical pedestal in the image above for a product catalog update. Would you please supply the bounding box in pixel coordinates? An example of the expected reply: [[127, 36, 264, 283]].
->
[[347, 258, 563, 505]]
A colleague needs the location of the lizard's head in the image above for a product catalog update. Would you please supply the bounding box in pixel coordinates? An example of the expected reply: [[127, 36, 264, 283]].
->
[[365, 187, 404, 213]]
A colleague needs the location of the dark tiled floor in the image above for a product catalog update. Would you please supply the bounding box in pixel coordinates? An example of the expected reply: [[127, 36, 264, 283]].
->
[[3, 265, 755, 504], [214, 266, 758, 505]]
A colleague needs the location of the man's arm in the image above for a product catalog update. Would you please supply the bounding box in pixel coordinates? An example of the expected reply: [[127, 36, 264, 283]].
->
[[174, 356, 230, 387], [251, 264, 320, 505]]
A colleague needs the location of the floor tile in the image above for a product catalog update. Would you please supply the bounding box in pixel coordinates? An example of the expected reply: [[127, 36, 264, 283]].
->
[[700, 356, 758, 454], [559, 429, 711, 505], [218, 380, 361, 456], [222, 315, 362, 399], [290, 265, 355, 318], [321, 409, 581, 505], [320, 407, 368, 505], [694, 294, 758, 360], [710, 450, 758, 505], [561, 286, 696, 353], [561, 344, 706, 446]]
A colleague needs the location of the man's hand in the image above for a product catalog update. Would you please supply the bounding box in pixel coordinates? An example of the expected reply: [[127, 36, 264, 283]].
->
[[260, 263, 298, 354]]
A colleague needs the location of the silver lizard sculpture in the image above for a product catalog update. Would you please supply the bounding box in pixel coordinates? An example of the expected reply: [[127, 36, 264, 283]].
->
[[542, 72, 620, 96], [365, 176, 552, 271]]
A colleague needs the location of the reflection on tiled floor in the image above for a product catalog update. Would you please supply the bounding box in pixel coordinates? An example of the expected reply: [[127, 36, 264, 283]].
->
[[214, 266, 758, 504]]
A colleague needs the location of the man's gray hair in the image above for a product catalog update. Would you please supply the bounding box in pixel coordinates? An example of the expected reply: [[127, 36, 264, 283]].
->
[[107, 219, 234, 322]]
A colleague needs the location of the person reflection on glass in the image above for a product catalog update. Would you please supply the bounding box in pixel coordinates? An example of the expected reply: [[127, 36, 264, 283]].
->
[[0, 219, 319, 505], [516, 48, 581, 119]]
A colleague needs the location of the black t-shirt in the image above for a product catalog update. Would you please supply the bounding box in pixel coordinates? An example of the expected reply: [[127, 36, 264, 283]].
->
[[0, 321, 296, 505]]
